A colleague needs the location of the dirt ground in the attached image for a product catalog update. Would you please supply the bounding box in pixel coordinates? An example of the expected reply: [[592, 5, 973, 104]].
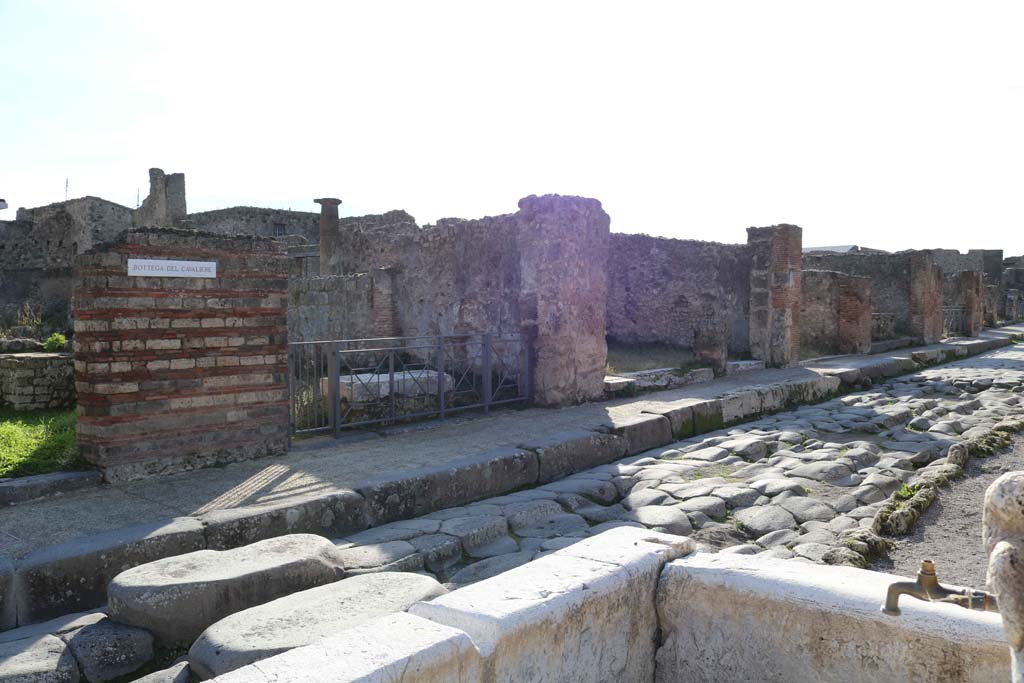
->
[[872, 435, 1024, 589]]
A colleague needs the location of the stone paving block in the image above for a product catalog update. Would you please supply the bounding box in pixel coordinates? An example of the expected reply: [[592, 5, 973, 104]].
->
[[334, 541, 424, 575], [410, 527, 690, 682], [357, 447, 538, 524], [733, 505, 798, 537], [14, 517, 205, 626], [0, 610, 106, 646], [691, 399, 725, 434], [408, 534, 462, 574], [209, 613, 482, 683], [0, 634, 79, 682], [190, 573, 447, 678], [439, 516, 508, 551], [525, 429, 626, 484], [199, 489, 368, 550], [603, 413, 673, 456], [132, 662, 190, 683], [108, 534, 344, 647], [641, 399, 701, 438], [61, 617, 154, 682]]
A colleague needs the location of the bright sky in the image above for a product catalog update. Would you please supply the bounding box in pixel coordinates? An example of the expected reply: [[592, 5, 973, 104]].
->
[[2, 1, 1023, 254]]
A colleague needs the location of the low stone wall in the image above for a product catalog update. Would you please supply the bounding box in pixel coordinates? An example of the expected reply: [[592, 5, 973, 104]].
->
[[0, 353, 74, 411], [800, 270, 872, 358], [199, 537, 1010, 682], [287, 269, 396, 342]]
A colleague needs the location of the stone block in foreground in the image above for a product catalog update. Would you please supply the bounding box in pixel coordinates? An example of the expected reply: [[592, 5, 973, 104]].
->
[[210, 612, 481, 683], [189, 572, 447, 678], [108, 534, 343, 647], [0, 634, 79, 682], [656, 552, 1009, 682], [408, 526, 693, 682]]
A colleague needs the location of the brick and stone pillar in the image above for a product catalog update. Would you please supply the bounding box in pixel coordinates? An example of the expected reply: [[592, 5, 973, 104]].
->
[[73, 228, 290, 482], [837, 274, 872, 354], [960, 270, 985, 337], [132, 168, 187, 228], [747, 224, 802, 367], [516, 195, 609, 406], [910, 253, 944, 344], [316, 198, 342, 276]]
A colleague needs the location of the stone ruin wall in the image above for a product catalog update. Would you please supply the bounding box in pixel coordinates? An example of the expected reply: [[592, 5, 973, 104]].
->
[[799, 270, 872, 358], [802, 250, 944, 344], [72, 228, 290, 482], [287, 269, 397, 343], [748, 225, 802, 367], [189, 207, 319, 243], [932, 248, 1004, 325], [605, 234, 751, 368], [0, 197, 133, 333], [943, 269, 985, 336], [302, 196, 609, 405]]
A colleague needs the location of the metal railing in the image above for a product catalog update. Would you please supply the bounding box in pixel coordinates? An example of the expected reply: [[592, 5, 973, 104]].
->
[[288, 333, 530, 436]]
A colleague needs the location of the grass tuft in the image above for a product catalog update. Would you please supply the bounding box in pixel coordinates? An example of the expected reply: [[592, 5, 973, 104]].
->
[[0, 408, 80, 478]]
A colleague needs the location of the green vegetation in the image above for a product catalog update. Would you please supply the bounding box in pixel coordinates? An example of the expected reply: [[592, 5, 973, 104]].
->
[[895, 483, 920, 501], [605, 341, 707, 375], [43, 332, 67, 352], [0, 408, 80, 478]]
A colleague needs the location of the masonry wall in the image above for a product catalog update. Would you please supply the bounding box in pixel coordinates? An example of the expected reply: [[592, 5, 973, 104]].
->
[[605, 234, 752, 367], [944, 270, 985, 336], [72, 229, 289, 482], [306, 195, 609, 405], [287, 269, 396, 342], [0, 353, 75, 411], [802, 251, 944, 343], [189, 207, 319, 243], [800, 270, 872, 358]]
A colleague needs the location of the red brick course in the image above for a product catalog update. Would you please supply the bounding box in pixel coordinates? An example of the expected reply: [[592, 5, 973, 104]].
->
[[72, 229, 289, 481]]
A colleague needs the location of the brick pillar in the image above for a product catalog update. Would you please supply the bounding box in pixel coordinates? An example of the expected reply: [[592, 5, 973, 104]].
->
[[73, 229, 289, 482], [516, 195, 609, 406], [910, 253, 944, 344], [315, 198, 342, 276], [747, 224, 802, 367], [961, 270, 985, 337], [838, 275, 872, 354], [370, 267, 398, 337]]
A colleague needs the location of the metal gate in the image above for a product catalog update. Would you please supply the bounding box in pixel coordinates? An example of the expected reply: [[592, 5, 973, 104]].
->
[[288, 334, 531, 436]]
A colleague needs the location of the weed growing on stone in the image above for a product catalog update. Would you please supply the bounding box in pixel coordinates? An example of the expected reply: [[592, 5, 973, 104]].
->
[[0, 407, 80, 477], [895, 483, 920, 501]]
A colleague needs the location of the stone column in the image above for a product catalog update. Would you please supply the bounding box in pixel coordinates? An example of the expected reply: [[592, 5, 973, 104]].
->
[[984, 471, 1024, 682], [315, 198, 342, 276], [747, 224, 802, 367], [910, 253, 944, 344]]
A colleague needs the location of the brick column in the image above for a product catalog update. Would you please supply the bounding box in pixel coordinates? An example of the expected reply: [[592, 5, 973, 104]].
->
[[315, 198, 342, 276], [837, 275, 872, 354], [960, 270, 985, 337], [516, 195, 609, 406], [747, 224, 802, 367], [73, 228, 289, 482], [910, 253, 944, 344]]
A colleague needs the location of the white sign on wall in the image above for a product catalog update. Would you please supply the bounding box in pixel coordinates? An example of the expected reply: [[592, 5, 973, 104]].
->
[[127, 258, 217, 278]]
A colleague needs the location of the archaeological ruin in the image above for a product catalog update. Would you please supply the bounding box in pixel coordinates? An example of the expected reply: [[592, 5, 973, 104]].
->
[[6, 166, 1024, 681]]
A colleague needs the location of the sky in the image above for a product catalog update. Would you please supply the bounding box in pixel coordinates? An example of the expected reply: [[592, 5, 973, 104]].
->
[[2, 1, 1023, 254]]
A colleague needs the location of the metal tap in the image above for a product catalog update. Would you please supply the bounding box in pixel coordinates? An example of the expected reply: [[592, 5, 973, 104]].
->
[[881, 559, 999, 616]]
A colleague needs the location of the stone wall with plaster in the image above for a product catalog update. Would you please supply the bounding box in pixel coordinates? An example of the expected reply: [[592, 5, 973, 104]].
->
[[72, 228, 289, 482], [800, 269, 872, 357], [0, 353, 75, 411], [605, 233, 752, 372]]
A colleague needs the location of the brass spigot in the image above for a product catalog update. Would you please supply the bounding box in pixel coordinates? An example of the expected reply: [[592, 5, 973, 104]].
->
[[881, 559, 999, 616]]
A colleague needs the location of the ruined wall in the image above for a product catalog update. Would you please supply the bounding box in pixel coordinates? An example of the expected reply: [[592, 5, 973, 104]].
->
[[0, 198, 133, 333], [802, 250, 943, 343], [0, 353, 75, 411], [288, 269, 396, 342], [748, 225, 802, 367], [605, 234, 751, 371], [189, 207, 319, 242], [800, 270, 872, 358], [73, 228, 289, 482], [944, 270, 985, 336], [133, 168, 186, 228], [932, 249, 1003, 325], [306, 196, 609, 405]]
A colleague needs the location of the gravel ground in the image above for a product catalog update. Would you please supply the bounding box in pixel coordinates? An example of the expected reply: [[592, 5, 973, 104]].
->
[[872, 435, 1024, 588]]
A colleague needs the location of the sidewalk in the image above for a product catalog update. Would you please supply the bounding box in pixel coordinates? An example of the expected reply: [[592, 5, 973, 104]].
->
[[3, 325, 1020, 561], [1, 326, 1022, 627]]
